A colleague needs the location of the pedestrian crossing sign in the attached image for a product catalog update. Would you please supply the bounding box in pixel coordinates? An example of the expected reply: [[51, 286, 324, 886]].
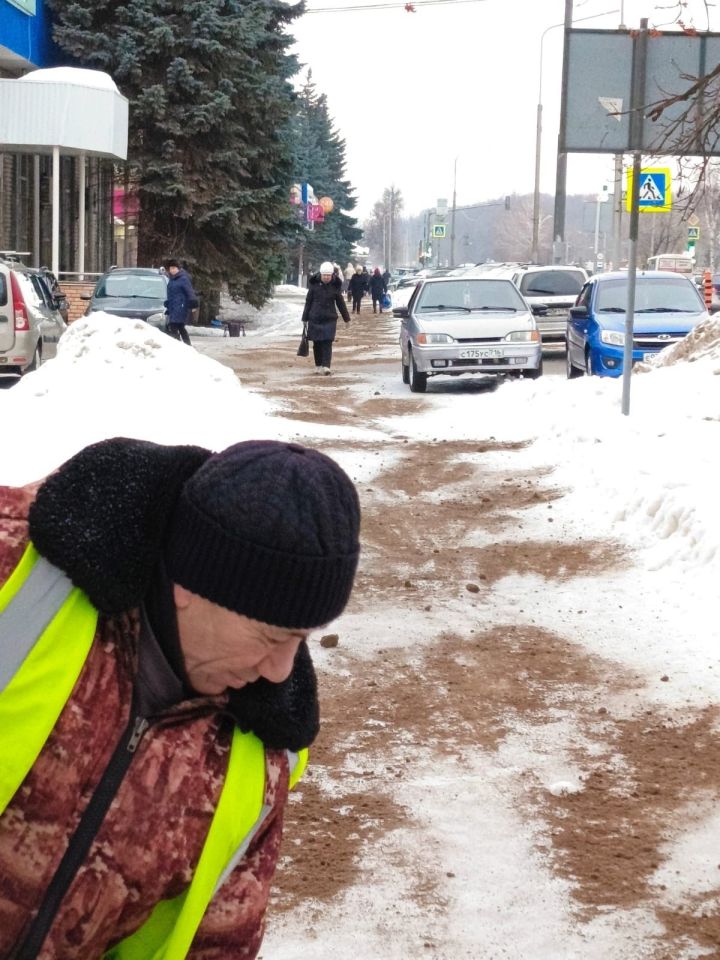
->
[[626, 167, 672, 213], [432, 224, 446, 238]]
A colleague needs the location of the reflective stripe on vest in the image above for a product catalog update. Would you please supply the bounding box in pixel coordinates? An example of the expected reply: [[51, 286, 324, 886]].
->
[[0, 543, 307, 959]]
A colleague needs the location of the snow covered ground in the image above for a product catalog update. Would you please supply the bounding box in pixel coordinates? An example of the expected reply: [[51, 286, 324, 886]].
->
[[1, 301, 718, 957]]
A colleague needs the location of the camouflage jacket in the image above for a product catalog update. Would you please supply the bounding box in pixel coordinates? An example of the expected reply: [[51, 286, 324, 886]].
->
[[0, 441, 319, 960]]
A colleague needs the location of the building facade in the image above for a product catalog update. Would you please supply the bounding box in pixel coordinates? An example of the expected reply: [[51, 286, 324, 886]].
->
[[0, 0, 115, 276]]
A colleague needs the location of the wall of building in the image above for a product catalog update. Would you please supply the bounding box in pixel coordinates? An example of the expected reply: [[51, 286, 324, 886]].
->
[[0, 153, 115, 276], [60, 280, 96, 322], [0, 2, 122, 277]]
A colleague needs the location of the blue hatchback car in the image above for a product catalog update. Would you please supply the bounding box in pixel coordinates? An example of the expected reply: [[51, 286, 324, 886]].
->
[[566, 271, 710, 378]]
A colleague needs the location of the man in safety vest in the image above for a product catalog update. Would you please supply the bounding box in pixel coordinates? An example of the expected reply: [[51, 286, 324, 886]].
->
[[0, 437, 360, 959]]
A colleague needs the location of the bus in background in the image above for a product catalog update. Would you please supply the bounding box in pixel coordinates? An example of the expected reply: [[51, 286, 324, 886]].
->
[[647, 253, 695, 274]]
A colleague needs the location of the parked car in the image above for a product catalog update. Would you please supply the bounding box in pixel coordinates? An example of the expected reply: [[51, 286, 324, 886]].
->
[[566, 270, 711, 378], [0, 258, 67, 380], [82, 267, 168, 329], [464, 263, 588, 345], [395, 276, 543, 392]]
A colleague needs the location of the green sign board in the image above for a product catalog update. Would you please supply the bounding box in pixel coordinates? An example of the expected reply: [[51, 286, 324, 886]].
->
[[7, 0, 36, 13], [432, 224, 446, 239]]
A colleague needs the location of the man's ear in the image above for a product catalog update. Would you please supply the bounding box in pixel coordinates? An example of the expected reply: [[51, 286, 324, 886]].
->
[[173, 583, 193, 610]]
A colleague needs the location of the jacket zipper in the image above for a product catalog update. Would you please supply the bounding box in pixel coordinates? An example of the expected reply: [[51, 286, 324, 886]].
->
[[12, 707, 151, 960]]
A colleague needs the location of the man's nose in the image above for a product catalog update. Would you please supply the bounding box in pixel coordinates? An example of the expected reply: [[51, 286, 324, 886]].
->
[[258, 640, 301, 684]]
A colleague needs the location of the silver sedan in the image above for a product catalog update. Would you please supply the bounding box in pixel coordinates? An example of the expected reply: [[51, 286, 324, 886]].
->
[[395, 277, 544, 392]]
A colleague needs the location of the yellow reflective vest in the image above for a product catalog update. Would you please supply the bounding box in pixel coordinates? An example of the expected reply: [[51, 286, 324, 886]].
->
[[0, 544, 307, 960]]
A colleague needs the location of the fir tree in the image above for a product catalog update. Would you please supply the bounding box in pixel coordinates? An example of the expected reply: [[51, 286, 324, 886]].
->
[[46, 0, 303, 308], [290, 73, 361, 271]]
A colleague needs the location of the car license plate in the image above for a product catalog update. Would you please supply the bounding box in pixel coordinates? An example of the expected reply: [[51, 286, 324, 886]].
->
[[459, 348, 503, 359], [642, 351, 656, 361]]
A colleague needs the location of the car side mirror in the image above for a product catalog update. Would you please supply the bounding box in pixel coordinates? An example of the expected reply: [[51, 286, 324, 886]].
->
[[710, 302, 720, 315], [531, 303, 549, 316], [569, 305, 588, 319], [80, 294, 92, 301], [393, 307, 409, 319]]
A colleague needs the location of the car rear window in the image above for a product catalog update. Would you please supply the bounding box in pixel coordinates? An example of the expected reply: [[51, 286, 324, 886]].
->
[[96, 274, 166, 299], [520, 271, 585, 297], [15, 272, 42, 308], [416, 279, 526, 314], [0, 274, 6, 308]]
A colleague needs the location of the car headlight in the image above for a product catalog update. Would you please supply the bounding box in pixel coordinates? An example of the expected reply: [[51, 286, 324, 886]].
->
[[600, 330, 625, 346], [416, 333, 455, 344], [146, 312, 167, 327], [504, 330, 540, 342]]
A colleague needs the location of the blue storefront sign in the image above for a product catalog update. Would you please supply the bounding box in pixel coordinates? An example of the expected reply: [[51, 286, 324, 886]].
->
[[0, 0, 59, 69]]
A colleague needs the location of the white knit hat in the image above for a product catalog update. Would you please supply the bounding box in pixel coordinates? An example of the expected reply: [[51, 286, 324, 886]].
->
[[320, 262, 334, 275]]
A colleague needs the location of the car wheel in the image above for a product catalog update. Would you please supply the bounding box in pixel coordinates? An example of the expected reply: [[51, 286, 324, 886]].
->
[[566, 342, 583, 379], [401, 352, 409, 384], [25, 344, 42, 374], [585, 350, 594, 376], [525, 360, 543, 380], [408, 349, 427, 393]]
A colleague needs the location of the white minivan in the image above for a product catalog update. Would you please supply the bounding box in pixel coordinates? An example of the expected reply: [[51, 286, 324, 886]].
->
[[0, 259, 67, 379]]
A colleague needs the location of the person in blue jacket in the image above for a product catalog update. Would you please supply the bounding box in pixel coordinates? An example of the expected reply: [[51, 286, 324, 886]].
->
[[164, 259, 199, 345]]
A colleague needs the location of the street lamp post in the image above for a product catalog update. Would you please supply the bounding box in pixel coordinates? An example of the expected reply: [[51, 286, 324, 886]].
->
[[531, 22, 561, 264]]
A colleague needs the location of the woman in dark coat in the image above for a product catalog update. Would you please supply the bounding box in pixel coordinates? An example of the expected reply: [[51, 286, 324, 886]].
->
[[348, 267, 366, 315], [370, 268, 386, 314], [301, 262, 351, 375]]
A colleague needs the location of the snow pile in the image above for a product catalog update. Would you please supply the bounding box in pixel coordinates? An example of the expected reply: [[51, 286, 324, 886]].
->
[[220, 293, 304, 337], [273, 284, 308, 299], [0, 313, 277, 485], [638, 314, 720, 370], [526, 364, 720, 574], [375, 342, 720, 575]]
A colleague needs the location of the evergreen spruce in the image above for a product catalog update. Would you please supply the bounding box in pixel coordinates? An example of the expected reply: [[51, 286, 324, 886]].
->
[[46, 0, 303, 308], [290, 74, 361, 272]]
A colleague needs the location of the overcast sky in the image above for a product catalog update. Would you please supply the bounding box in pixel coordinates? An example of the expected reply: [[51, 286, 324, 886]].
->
[[289, 0, 719, 219]]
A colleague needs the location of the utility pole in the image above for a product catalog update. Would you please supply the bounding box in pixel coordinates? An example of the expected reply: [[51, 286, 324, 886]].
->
[[450, 158, 457, 267], [552, 0, 574, 262], [621, 18, 648, 417]]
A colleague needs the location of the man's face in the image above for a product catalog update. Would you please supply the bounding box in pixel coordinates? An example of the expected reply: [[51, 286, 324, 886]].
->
[[167, 265, 179, 277], [321, 273, 332, 283], [174, 585, 312, 695]]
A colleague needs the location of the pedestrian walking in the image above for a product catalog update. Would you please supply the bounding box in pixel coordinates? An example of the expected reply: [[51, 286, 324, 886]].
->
[[164, 258, 198, 345], [361, 265, 370, 299], [301, 261, 352, 375], [349, 266, 366, 314], [0, 435, 360, 959], [370, 267, 386, 314], [382, 267, 391, 292], [344, 262, 355, 302]]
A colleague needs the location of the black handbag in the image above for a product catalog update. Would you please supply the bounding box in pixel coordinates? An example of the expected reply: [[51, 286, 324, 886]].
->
[[297, 323, 309, 357]]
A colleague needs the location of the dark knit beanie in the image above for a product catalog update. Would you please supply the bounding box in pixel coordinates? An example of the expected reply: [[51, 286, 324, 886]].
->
[[164, 440, 361, 629]]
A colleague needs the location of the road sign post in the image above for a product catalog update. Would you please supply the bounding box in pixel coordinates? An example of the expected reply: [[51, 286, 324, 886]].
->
[[625, 167, 672, 213], [621, 19, 649, 419], [687, 225, 700, 254]]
